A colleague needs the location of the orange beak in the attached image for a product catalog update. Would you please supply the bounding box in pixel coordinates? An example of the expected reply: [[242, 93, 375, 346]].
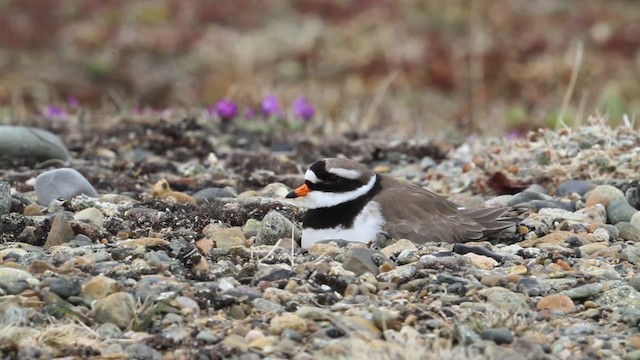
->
[[286, 183, 311, 198]]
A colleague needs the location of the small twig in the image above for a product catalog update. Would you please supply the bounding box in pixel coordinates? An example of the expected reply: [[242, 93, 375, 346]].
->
[[557, 41, 584, 129]]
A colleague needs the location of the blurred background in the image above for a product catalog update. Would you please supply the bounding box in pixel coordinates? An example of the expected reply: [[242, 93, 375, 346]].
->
[[0, 0, 639, 138]]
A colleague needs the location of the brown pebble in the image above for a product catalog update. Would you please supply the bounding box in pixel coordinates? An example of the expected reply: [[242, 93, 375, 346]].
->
[[630, 336, 640, 349], [536, 294, 575, 313], [23, 203, 42, 216]]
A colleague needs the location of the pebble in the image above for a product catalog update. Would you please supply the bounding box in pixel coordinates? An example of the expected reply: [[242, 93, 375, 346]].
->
[[479, 287, 529, 313], [193, 187, 237, 202], [34, 168, 98, 206], [560, 283, 604, 300], [615, 222, 640, 242], [536, 294, 575, 313], [211, 227, 248, 248], [0, 181, 10, 216], [0, 125, 69, 161], [480, 328, 514, 344], [557, 179, 592, 197], [631, 212, 640, 230], [585, 185, 625, 207], [73, 207, 104, 229], [0, 267, 39, 294], [629, 276, 640, 292], [124, 343, 161, 360], [464, 253, 498, 269], [92, 291, 136, 329], [342, 248, 390, 275], [255, 210, 301, 245], [82, 275, 120, 301], [47, 276, 81, 299], [607, 197, 638, 224], [43, 213, 76, 249], [380, 239, 416, 257], [269, 313, 307, 335]]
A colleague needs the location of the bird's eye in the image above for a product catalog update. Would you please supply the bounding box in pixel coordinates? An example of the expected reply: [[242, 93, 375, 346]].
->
[[325, 174, 339, 182]]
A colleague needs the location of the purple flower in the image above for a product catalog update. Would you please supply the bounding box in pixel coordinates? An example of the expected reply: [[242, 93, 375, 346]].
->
[[214, 100, 238, 121], [67, 96, 79, 108], [245, 108, 255, 119], [292, 96, 315, 121], [44, 105, 67, 120], [261, 95, 282, 117]]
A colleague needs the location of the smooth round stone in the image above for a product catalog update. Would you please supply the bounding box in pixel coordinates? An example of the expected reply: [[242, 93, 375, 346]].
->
[[196, 330, 222, 344], [0, 125, 69, 161], [585, 185, 625, 207], [93, 292, 136, 329], [615, 222, 640, 242], [83, 275, 120, 301], [73, 207, 104, 229], [34, 168, 98, 206], [193, 187, 237, 203], [480, 328, 514, 345], [627, 187, 640, 209], [210, 228, 248, 249], [536, 294, 575, 313], [557, 180, 593, 197], [0, 181, 10, 216], [607, 198, 638, 224], [258, 183, 290, 198], [342, 248, 390, 275], [507, 191, 552, 207]]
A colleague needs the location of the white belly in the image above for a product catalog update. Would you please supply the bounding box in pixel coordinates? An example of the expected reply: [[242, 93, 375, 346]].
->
[[301, 201, 385, 248]]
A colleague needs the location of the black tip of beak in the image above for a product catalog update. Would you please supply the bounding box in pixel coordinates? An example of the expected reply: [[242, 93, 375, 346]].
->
[[285, 191, 297, 198]]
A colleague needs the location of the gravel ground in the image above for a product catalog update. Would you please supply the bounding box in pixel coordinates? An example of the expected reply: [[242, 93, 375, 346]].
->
[[1, 117, 640, 360]]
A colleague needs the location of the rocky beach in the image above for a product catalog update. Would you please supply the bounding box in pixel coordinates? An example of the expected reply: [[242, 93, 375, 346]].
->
[[1, 116, 640, 359]]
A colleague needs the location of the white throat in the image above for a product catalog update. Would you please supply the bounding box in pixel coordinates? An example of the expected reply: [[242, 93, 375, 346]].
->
[[305, 173, 377, 209]]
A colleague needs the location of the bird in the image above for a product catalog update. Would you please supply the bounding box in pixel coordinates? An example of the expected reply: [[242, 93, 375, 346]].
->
[[286, 158, 514, 248]]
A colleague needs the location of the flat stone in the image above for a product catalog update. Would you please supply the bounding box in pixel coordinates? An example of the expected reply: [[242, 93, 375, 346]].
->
[[464, 253, 499, 269], [0, 267, 39, 294], [34, 168, 98, 206], [479, 287, 529, 313], [557, 180, 593, 197], [117, 237, 170, 247], [211, 227, 248, 248], [380, 239, 416, 257], [560, 283, 604, 300], [481, 328, 514, 345], [0, 125, 69, 161]]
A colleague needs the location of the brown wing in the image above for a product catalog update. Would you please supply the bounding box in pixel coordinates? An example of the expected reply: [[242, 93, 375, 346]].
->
[[375, 175, 510, 243]]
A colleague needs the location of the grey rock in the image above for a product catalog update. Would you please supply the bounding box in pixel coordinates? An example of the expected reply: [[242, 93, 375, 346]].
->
[[597, 224, 619, 240], [562, 323, 594, 336], [0, 125, 69, 161], [480, 328, 514, 344], [615, 222, 640, 242], [35, 168, 98, 206], [282, 328, 304, 342], [621, 245, 640, 264], [376, 264, 416, 283], [594, 285, 640, 324], [629, 276, 640, 292], [252, 298, 285, 313], [453, 323, 481, 346], [124, 343, 161, 360], [93, 292, 136, 329], [196, 330, 223, 344], [559, 283, 604, 300], [255, 210, 301, 245], [557, 180, 593, 196], [0, 181, 10, 216], [479, 287, 529, 313], [519, 200, 574, 212], [73, 207, 104, 229], [607, 198, 638, 224], [342, 248, 391, 275], [193, 187, 237, 203], [507, 191, 552, 207], [48, 276, 81, 299], [0, 267, 39, 295], [96, 322, 124, 339], [626, 187, 640, 209]]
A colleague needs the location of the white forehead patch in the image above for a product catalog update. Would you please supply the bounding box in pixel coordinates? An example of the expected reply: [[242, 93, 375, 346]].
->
[[304, 169, 320, 183], [328, 167, 361, 180]]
